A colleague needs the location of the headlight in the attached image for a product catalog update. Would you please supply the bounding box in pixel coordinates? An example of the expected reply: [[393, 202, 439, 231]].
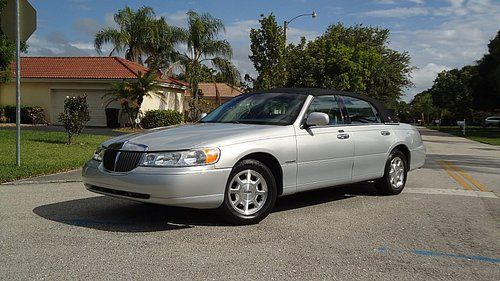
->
[[92, 147, 105, 161], [140, 148, 220, 167]]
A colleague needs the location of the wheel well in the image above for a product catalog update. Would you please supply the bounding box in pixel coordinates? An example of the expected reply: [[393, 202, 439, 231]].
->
[[240, 152, 283, 195], [393, 144, 411, 170]]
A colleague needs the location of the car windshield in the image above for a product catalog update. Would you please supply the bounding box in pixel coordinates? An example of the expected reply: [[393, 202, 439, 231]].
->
[[200, 92, 307, 125]]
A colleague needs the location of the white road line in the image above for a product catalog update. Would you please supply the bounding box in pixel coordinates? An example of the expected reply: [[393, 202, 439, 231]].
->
[[404, 188, 498, 198]]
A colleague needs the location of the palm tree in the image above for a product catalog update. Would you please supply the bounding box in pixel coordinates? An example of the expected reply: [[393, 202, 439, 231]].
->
[[103, 71, 162, 128], [145, 17, 187, 71], [94, 6, 156, 65], [176, 11, 240, 120]]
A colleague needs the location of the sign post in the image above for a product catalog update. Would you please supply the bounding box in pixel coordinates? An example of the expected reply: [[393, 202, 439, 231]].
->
[[1, 0, 37, 166]]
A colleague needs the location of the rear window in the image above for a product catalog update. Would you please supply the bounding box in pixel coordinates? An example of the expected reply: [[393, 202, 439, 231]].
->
[[340, 96, 381, 124]]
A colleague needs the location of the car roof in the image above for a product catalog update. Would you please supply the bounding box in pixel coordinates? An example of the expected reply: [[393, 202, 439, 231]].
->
[[250, 88, 396, 123]]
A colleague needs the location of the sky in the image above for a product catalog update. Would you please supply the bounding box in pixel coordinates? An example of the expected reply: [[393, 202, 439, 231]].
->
[[25, 0, 500, 101]]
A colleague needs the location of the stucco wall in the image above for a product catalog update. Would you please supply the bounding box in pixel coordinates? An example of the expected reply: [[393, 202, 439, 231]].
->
[[141, 90, 185, 114], [0, 79, 185, 126]]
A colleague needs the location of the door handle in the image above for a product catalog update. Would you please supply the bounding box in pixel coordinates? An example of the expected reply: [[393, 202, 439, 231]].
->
[[337, 133, 350, 139], [381, 131, 391, 136]]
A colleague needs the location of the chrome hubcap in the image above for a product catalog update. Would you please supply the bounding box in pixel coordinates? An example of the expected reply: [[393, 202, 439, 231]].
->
[[389, 157, 405, 189], [228, 169, 268, 215]]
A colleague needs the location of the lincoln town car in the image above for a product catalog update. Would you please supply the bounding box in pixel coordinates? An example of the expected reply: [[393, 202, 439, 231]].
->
[[82, 88, 426, 224]]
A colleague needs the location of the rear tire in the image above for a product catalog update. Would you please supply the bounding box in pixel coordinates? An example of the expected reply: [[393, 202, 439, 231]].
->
[[218, 159, 277, 225], [375, 149, 408, 195]]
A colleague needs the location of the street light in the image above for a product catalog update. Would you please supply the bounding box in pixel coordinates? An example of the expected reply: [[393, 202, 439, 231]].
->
[[283, 11, 317, 42]]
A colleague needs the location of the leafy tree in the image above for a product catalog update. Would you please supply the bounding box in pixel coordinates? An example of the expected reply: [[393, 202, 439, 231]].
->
[[249, 13, 286, 90], [103, 71, 162, 128], [392, 100, 412, 122], [94, 6, 157, 65], [410, 91, 437, 125], [472, 30, 500, 111], [176, 11, 240, 120], [58, 95, 91, 144], [429, 66, 476, 120], [285, 23, 412, 106], [0, 0, 28, 82]]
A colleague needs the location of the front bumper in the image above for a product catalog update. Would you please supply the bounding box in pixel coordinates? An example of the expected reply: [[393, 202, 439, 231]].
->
[[82, 160, 231, 209]]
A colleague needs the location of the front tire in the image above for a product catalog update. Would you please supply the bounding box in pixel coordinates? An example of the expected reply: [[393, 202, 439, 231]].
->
[[219, 159, 277, 225], [375, 149, 408, 195]]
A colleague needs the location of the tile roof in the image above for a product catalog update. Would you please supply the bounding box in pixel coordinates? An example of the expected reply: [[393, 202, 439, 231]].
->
[[191, 83, 243, 98], [11, 56, 187, 87]]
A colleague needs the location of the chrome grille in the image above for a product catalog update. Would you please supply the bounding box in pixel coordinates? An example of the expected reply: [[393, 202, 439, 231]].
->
[[103, 149, 143, 172]]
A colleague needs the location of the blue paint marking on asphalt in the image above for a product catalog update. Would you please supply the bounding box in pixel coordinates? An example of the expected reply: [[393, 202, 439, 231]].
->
[[377, 246, 500, 264], [412, 249, 500, 264]]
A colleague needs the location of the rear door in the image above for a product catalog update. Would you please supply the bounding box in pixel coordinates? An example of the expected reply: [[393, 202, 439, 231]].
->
[[338, 95, 395, 182], [295, 95, 354, 191]]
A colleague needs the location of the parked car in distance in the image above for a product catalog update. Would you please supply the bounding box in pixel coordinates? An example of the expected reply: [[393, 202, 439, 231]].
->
[[82, 88, 426, 224], [484, 116, 500, 127]]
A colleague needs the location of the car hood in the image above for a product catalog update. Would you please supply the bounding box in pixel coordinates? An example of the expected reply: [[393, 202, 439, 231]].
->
[[101, 123, 295, 151]]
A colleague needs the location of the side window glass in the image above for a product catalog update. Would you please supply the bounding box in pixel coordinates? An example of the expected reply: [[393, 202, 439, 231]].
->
[[307, 95, 344, 125], [341, 96, 381, 124]]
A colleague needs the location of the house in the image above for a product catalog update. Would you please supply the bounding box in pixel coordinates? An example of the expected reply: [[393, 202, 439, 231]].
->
[[185, 83, 242, 107], [0, 57, 188, 127]]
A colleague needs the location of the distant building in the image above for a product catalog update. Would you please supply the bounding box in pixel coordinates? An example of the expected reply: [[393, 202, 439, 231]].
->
[[0, 57, 188, 126], [186, 83, 243, 106]]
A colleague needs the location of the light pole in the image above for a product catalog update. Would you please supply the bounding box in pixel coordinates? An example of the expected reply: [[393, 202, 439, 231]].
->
[[283, 11, 317, 42]]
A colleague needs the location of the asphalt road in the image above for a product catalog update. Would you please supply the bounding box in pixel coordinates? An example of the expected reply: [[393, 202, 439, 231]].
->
[[1, 128, 499, 280]]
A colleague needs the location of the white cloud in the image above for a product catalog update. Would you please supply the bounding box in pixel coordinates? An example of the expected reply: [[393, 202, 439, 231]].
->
[[373, 0, 396, 4], [405, 63, 452, 101], [26, 33, 91, 56], [285, 27, 320, 44], [162, 10, 189, 27], [363, 7, 429, 17], [394, 0, 500, 100], [73, 18, 99, 36], [225, 20, 259, 41]]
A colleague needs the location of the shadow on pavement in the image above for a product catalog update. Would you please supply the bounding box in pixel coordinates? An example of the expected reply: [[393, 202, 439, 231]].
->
[[33, 182, 377, 233]]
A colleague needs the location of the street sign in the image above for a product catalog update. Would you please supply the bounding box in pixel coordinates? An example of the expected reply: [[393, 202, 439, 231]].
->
[[1, 0, 36, 42], [1, 0, 37, 166]]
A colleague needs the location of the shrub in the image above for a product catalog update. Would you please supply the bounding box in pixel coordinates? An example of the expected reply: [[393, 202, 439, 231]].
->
[[26, 107, 47, 125], [1, 105, 46, 124], [58, 95, 91, 144], [0, 107, 8, 123], [141, 109, 183, 129]]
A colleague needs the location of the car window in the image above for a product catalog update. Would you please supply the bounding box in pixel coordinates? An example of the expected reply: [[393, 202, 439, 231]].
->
[[201, 92, 307, 125], [306, 95, 344, 125], [341, 96, 381, 124]]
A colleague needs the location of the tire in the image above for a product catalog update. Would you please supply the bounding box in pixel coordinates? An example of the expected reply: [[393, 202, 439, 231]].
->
[[375, 149, 408, 195], [218, 159, 277, 225]]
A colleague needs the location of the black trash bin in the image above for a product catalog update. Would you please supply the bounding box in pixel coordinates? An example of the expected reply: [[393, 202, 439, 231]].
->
[[105, 108, 120, 128]]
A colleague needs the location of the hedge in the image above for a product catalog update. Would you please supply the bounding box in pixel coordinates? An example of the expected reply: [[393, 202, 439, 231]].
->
[[0, 105, 47, 124], [141, 109, 184, 129]]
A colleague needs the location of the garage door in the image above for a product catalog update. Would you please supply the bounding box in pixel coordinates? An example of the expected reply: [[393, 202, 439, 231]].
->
[[51, 89, 112, 127]]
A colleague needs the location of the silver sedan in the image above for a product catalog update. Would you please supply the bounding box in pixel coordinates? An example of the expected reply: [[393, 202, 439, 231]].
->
[[82, 88, 426, 224]]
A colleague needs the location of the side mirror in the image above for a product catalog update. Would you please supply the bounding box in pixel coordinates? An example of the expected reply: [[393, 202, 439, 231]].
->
[[199, 113, 207, 120], [305, 112, 329, 127]]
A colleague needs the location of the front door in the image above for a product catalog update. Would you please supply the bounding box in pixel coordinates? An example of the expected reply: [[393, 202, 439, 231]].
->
[[295, 95, 354, 191]]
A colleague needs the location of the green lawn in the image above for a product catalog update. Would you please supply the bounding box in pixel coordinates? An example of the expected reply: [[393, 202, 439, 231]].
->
[[0, 130, 110, 183], [427, 125, 500, 146]]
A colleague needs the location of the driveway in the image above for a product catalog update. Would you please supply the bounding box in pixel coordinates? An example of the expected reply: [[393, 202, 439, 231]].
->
[[0, 127, 498, 280]]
